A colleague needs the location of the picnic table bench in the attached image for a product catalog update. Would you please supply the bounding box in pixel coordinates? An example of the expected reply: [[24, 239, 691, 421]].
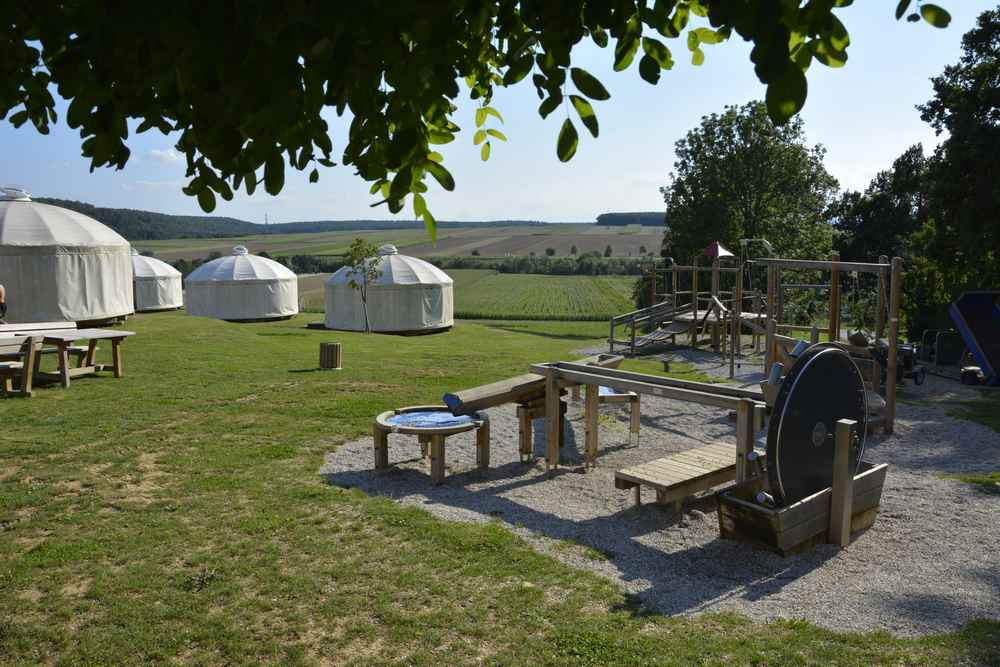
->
[[0, 335, 40, 397], [0, 322, 135, 388]]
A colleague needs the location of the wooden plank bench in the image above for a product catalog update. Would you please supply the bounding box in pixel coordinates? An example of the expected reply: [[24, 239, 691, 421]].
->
[[614, 442, 764, 513]]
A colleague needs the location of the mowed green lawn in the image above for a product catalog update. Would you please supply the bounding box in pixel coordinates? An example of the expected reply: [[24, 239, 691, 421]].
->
[[1, 312, 997, 664], [297, 270, 636, 321]]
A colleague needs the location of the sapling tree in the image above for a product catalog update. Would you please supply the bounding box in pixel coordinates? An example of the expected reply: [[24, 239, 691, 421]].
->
[[343, 238, 383, 334]]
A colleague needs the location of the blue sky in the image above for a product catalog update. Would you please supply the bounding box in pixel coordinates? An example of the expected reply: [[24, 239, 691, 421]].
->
[[0, 3, 987, 224]]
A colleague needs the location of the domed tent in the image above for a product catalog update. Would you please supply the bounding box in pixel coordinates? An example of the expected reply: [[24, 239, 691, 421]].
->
[[131, 249, 183, 312], [0, 187, 133, 323], [185, 246, 298, 322], [324, 245, 453, 333]]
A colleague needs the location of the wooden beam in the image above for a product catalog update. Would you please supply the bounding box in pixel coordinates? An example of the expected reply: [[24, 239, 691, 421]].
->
[[545, 362, 764, 401], [755, 258, 891, 273], [530, 363, 744, 411], [829, 252, 841, 342], [585, 384, 599, 469], [876, 254, 888, 339]]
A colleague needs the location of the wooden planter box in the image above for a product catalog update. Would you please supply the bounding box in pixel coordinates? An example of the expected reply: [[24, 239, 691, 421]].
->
[[716, 461, 888, 556]]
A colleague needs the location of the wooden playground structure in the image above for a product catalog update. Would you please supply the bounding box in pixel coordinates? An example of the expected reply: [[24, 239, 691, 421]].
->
[[609, 247, 904, 433]]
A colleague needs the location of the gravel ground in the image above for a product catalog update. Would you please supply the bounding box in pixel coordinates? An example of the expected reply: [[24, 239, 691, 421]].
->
[[321, 349, 1000, 637]]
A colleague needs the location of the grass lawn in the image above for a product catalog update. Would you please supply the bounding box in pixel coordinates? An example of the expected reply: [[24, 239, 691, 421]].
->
[[1, 312, 998, 664]]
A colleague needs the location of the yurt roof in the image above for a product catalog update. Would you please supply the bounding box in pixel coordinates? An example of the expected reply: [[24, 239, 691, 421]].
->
[[326, 245, 452, 287], [186, 246, 296, 283], [131, 249, 182, 279], [0, 187, 129, 248]]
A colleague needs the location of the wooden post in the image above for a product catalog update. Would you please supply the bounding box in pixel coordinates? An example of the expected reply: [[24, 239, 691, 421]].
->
[[418, 434, 430, 459], [476, 417, 490, 469], [629, 394, 641, 447], [735, 399, 755, 483], [649, 266, 657, 307], [373, 423, 389, 469], [765, 264, 776, 369], [829, 253, 841, 343], [876, 255, 888, 340], [609, 318, 615, 354], [885, 257, 903, 434], [585, 383, 599, 469], [810, 326, 819, 345], [691, 260, 699, 345], [672, 264, 678, 305], [571, 384, 580, 401], [828, 419, 857, 547], [753, 402, 766, 434], [429, 434, 446, 484], [544, 366, 561, 471], [319, 342, 342, 369], [730, 265, 742, 378], [517, 406, 533, 462], [776, 270, 784, 325]]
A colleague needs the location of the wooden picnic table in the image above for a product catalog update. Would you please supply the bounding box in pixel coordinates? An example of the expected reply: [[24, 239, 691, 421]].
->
[[32, 328, 136, 388]]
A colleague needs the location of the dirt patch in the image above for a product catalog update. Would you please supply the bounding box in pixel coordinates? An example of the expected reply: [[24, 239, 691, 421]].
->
[[120, 452, 169, 505], [17, 588, 43, 603], [61, 576, 92, 597]]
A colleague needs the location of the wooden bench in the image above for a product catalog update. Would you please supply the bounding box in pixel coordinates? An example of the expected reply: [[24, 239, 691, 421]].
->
[[0, 322, 94, 366], [0, 336, 40, 397], [614, 442, 765, 513]]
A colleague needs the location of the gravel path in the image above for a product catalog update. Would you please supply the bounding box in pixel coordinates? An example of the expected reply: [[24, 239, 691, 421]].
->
[[321, 354, 1000, 637]]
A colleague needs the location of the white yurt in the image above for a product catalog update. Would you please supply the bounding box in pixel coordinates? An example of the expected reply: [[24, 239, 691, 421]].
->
[[131, 249, 183, 312], [324, 244, 453, 333], [0, 187, 133, 323], [185, 246, 298, 322]]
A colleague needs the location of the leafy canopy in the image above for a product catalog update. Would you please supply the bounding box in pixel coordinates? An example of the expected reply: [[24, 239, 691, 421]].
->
[[2, 1, 950, 234], [661, 101, 838, 261]]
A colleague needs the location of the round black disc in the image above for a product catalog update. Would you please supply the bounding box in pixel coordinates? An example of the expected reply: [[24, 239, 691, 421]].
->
[[766, 343, 867, 506]]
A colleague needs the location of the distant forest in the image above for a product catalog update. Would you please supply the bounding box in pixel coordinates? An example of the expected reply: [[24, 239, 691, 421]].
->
[[35, 197, 573, 241], [596, 212, 664, 226]]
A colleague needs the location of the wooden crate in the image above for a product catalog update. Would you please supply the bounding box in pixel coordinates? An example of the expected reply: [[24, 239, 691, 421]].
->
[[716, 461, 888, 556]]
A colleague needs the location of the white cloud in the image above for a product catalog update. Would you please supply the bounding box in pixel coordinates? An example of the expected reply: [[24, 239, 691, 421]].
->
[[148, 148, 183, 165]]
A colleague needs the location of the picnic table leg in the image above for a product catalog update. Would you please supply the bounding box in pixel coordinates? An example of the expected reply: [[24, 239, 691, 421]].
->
[[373, 423, 390, 469], [20, 340, 37, 397], [2, 375, 11, 393], [84, 340, 98, 367], [111, 338, 124, 378], [57, 342, 71, 388], [476, 417, 490, 470], [429, 435, 446, 485]]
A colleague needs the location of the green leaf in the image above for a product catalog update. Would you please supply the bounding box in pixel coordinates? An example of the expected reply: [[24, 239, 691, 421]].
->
[[309, 168, 319, 183], [570, 68, 610, 101], [421, 207, 437, 243], [197, 188, 216, 213], [474, 129, 488, 145], [413, 193, 427, 217], [894, 0, 911, 20], [9, 110, 28, 127], [642, 37, 673, 69], [538, 93, 562, 119], [906, 12, 920, 22], [264, 154, 284, 195], [639, 54, 661, 84], [482, 107, 504, 124], [475, 108, 487, 127], [480, 141, 490, 161], [691, 47, 705, 66], [813, 40, 846, 68], [569, 95, 598, 138], [765, 64, 808, 125], [486, 128, 507, 141], [920, 4, 950, 28], [556, 118, 578, 162], [428, 130, 455, 145], [692, 28, 724, 45], [425, 160, 455, 191], [591, 29, 609, 48], [614, 17, 641, 72]]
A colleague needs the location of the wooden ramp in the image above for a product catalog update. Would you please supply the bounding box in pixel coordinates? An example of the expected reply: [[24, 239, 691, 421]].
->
[[614, 442, 761, 511]]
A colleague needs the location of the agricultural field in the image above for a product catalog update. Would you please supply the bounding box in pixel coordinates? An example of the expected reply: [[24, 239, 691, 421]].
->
[[298, 270, 637, 320], [135, 223, 663, 262]]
